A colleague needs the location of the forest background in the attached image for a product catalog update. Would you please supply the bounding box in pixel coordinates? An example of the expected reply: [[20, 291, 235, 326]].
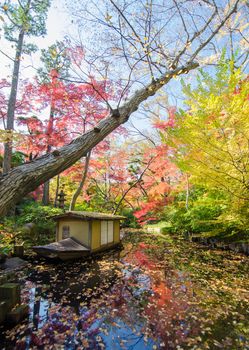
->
[[0, 0, 249, 251]]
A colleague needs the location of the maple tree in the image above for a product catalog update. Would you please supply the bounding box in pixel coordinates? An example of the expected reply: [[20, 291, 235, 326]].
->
[[37, 41, 71, 205], [65, 136, 180, 222], [16, 55, 117, 207], [132, 143, 180, 224], [0, 0, 242, 216], [80, 144, 145, 213]]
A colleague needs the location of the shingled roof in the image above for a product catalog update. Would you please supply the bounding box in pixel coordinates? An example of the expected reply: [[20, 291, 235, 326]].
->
[[52, 211, 126, 221]]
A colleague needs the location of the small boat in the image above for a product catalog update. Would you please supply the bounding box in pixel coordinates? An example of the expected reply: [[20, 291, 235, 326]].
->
[[33, 237, 90, 261], [32, 211, 125, 260]]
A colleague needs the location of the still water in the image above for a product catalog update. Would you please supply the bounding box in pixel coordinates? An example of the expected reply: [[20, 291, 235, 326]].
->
[[1, 235, 249, 350]]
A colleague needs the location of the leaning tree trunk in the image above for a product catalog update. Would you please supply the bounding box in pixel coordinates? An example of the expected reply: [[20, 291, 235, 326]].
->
[[3, 30, 25, 174], [0, 63, 198, 217], [69, 151, 91, 211]]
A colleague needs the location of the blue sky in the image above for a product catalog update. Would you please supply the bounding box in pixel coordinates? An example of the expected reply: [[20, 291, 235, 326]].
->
[[1, 0, 70, 80]]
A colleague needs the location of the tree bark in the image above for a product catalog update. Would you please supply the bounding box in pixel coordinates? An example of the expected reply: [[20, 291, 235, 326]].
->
[[69, 151, 91, 211], [42, 107, 55, 205], [3, 30, 25, 174], [185, 174, 190, 211], [54, 175, 60, 207], [0, 62, 198, 217], [42, 181, 50, 206]]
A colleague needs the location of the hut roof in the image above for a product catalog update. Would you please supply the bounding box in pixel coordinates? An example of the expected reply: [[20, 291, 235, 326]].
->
[[53, 211, 126, 221]]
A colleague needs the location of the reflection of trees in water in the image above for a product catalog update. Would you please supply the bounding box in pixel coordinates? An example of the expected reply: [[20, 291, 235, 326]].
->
[[24, 249, 161, 349], [28, 250, 121, 313], [33, 286, 41, 330], [2, 248, 196, 349]]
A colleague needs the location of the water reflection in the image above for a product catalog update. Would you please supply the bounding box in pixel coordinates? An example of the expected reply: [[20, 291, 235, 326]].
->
[[1, 249, 163, 349], [2, 240, 248, 350]]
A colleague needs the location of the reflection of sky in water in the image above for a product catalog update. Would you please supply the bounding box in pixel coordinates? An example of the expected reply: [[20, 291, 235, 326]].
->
[[29, 287, 51, 328], [122, 263, 152, 297], [2, 246, 249, 349], [90, 318, 157, 350]]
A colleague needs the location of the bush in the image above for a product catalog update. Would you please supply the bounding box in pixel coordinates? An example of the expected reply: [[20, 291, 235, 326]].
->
[[3, 203, 63, 248], [161, 188, 225, 235], [0, 224, 14, 256], [120, 209, 141, 228]]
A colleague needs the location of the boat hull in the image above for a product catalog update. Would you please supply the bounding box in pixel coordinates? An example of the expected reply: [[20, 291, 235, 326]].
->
[[33, 237, 90, 261], [33, 238, 123, 261], [32, 247, 90, 260]]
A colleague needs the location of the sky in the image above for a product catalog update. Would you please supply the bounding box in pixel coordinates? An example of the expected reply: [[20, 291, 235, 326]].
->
[[0, 0, 158, 134], [1, 0, 70, 80], [1, 0, 247, 137]]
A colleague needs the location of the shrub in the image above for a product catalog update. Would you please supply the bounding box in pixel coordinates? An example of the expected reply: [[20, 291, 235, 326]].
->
[[161, 188, 225, 235], [0, 224, 14, 255], [120, 209, 141, 228], [3, 203, 63, 248]]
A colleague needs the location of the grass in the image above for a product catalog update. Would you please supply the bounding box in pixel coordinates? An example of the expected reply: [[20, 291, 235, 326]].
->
[[144, 221, 171, 230]]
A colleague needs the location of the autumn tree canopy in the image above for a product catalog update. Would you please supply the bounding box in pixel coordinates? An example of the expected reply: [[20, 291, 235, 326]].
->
[[162, 60, 249, 201], [0, 0, 245, 216]]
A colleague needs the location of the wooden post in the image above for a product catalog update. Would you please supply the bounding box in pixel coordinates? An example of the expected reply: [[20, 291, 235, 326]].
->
[[6, 304, 29, 324], [0, 300, 11, 323], [13, 245, 24, 258], [0, 283, 21, 307]]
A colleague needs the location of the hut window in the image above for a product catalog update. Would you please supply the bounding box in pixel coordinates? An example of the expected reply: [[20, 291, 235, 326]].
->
[[101, 221, 113, 245], [62, 225, 70, 239]]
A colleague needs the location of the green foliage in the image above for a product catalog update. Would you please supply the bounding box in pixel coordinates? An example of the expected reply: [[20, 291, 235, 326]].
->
[[0, 245, 11, 256], [73, 202, 92, 212], [0, 223, 14, 255], [161, 188, 225, 235], [22, 43, 38, 54], [37, 41, 71, 83], [160, 186, 249, 243], [120, 209, 141, 228], [1, 0, 51, 43], [11, 151, 27, 167], [3, 203, 62, 248]]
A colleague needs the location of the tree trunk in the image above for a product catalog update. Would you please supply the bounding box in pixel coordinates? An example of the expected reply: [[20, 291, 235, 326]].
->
[[0, 62, 198, 217], [185, 174, 190, 211], [54, 175, 60, 207], [42, 181, 50, 206], [42, 107, 55, 205], [185, 174, 192, 241], [3, 30, 25, 174], [69, 151, 91, 211]]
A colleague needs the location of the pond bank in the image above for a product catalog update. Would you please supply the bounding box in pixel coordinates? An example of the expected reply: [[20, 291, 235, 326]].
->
[[0, 230, 249, 349], [191, 235, 249, 255]]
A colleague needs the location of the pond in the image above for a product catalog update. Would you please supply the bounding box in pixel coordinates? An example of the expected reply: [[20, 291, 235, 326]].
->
[[0, 232, 249, 349]]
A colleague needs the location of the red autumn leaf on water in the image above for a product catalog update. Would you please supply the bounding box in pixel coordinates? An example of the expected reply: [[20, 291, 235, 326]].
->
[[30, 333, 43, 346], [133, 250, 155, 269]]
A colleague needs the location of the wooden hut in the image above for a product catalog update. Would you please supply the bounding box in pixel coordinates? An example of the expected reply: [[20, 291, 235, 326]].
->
[[33, 211, 125, 260]]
